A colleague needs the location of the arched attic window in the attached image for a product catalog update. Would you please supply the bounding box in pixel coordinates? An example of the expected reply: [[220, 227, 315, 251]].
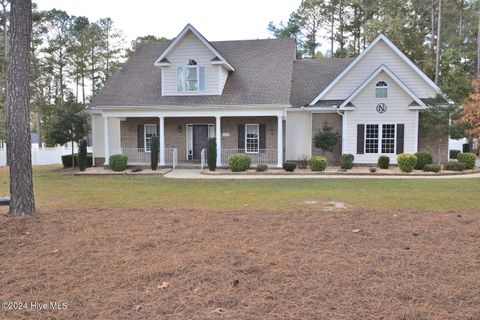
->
[[177, 59, 205, 92], [375, 81, 388, 98]]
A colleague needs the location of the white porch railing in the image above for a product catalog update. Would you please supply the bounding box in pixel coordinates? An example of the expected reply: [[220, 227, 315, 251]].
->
[[118, 147, 177, 167], [221, 149, 277, 167], [200, 148, 206, 170], [172, 149, 178, 169]]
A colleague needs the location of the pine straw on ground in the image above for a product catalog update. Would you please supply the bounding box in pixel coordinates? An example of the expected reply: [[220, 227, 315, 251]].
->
[[0, 207, 479, 320]]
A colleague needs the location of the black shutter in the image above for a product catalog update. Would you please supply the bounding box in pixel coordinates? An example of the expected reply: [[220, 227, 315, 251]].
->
[[357, 124, 364, 154], [156, 124, 160, 136], [137, 124, 144, 149], [238, 124, 245, 151], [396, 124, 404, 154], [259, 124, 266, 151]]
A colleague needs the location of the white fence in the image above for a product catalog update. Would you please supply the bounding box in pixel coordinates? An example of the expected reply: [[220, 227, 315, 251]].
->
[[117, 147, 178, 167], [221, 149, 277, 166], [0, 146, 93, 166]]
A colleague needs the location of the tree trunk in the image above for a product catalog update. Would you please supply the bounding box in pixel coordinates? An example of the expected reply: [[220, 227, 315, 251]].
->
[[338, 0, 344, 54], [431, 0, 436, 50], [2, 1, 10, 166], [71, 139, 75, 172], [6, 0, 35, 216], [330, 4, 334, 57], [434, 0, 442, 84], [81, 71, 85, 105]]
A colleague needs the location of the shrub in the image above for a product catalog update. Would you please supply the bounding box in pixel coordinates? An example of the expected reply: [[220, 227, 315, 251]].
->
[[109, 154, 128, 172], [61, 153, 92, 168], [78, 139, 88, 171], [229, 154, 251, 172], [443, 160, 466, 171], [313, 122, 340, 152], [282, 161, 297, 172], [297, 155, 308, 169], [423, 164, 441, 173], [256, 164, 268, 172], [207, 138, 217, 171], [449, 149, 461, 159], [309, 156, 327, 171], [378, 155, 390, 169], [150, 136, 159, 170], [369, 167, 377, 173], [414, 152, 433, 170], [397, 153, 417, 173], [457, 152, 476, 169], [340, 154, 354, 169]]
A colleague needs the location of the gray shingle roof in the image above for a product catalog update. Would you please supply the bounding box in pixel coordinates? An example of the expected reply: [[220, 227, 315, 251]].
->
[[90, 38, 297, 107], [290, 58, 354, 106]]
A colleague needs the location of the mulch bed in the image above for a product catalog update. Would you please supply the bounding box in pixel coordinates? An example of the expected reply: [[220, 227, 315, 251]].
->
[[203, 167, 480, 176], [0, 207, 479, 319], [74, 167, 171, 176]]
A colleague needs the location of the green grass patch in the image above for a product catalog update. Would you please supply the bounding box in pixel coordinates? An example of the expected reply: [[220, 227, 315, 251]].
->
[[0, 166, 479, 211]]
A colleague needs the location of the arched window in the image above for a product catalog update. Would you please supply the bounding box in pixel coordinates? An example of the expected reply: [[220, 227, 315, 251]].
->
[[176, 59, 204, 92], [375, 81, 388, 98]]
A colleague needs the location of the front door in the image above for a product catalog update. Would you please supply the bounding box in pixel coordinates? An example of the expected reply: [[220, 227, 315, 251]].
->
[[192, 125, 209, 160]]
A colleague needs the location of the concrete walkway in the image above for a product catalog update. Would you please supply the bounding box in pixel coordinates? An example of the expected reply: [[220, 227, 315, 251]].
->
[[165, 169, 480, 179]]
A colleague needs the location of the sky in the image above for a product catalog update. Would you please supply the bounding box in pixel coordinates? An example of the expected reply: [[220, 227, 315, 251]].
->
[[35, 0, 302, 45]]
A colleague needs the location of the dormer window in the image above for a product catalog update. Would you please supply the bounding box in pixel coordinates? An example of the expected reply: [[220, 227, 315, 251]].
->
[[176, 59, 205, 92], [375, 81, 388, 98]]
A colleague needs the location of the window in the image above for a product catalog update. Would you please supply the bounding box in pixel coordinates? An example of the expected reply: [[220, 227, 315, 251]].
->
[[365, 124, 379, 154], [177, 59, 198, 92], [144, 124, 157, 152], [364, 124, 396, 154], [375, 81, 388, 98], [381, 124, 395, 153], [245, 124, 259, 153]]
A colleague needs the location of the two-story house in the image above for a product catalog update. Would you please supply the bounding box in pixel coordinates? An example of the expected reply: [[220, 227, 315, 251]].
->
[[88, 24, 451, 168]]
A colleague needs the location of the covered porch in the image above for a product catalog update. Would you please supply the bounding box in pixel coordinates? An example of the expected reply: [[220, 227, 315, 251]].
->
[[94, 109, 285, 168]]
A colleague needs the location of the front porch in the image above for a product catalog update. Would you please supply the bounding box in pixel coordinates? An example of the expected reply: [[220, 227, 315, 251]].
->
[[96, 112, 285, 168]]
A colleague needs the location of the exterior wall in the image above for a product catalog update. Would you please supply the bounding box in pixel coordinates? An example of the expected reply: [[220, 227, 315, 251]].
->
[[343, 71, 419, 164], [120, 117, 159, 148], [219, 66, 229, 94], [220, 116, 278, 151], [162, 31, 226, 96], [418, 113, 449, 164], [286, 111, 312, 160], [92, 115, 121, 163], [311, 113, 343, 165], [323, 41, 437, 100]]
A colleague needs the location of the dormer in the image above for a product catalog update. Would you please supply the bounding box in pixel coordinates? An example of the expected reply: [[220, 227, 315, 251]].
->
[[154, 24, 234, 96]]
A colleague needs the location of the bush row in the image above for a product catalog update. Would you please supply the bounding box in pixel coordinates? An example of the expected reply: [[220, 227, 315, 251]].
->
[[61, 153, 93, 168]]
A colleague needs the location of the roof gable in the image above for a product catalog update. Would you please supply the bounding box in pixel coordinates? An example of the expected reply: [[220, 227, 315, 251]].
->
[[310, 34, 446, 105], [154, 24, 235, 71], [339, 64, 426, 109]]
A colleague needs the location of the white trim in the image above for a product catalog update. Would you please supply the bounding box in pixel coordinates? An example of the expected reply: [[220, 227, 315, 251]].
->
[[277, 115, 283, 168], [101, 108, 285, 119], [103, 116, 109, 165], [91, 116, 95, 166], [375, 80, 388, 99], [161, 69, 165, 96], [90, 104, 290, 112], [159, 117, 165, 166], [414, 111, 419, 152], [216, 116, 222, 167], [245, 123, 260, 154], [339, 64, 426, 109], [309, 34, 448, 106], [363, 123, 398, 155], [154, 24, 235, 71]]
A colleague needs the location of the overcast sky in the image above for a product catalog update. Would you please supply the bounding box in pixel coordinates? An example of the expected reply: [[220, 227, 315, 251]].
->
[[35, 0, 302, 45]]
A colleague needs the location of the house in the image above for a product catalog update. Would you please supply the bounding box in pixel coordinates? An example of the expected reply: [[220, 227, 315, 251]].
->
[[88, 24, 451, 168]]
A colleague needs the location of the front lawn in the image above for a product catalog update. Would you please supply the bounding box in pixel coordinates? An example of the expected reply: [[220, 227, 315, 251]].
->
[[0, 166, 479, 211]]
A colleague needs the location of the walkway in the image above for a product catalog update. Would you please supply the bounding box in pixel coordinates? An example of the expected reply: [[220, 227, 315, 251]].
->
[[165, 169, 480, 180]]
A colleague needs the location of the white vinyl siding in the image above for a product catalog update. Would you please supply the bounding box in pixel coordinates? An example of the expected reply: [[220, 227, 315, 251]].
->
[[286, 111, 312, 160], [344, 71, 418, 164], [323, 41, 437, 100], [91, 115, 121, 158], [162, 31, 228, 96]]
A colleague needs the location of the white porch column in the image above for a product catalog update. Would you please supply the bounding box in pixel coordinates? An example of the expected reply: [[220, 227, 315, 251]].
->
[[277, 115, 283, 168], [159, 116, 165, 166], [216, 116, 222, 167], [103, 116, 109, 165]]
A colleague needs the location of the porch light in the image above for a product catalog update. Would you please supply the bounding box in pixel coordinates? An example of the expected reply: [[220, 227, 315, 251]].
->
[[177, 125, 182, 133]]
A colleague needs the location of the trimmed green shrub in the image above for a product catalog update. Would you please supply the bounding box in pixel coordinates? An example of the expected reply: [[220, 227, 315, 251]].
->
[[414, 152, 433, 170], [397, 153, 417, 173], [423, 164, 441, 173], [150, 136, 159, 170], [340, 154, 354, 169], [229, 154, 251, 172], [457, 152, 476, 169], [78, 139, 88, 171], [378, 155, 390, 169], [109, 154, 128, 172], [309, 156, 327, 172], [444, 160, 466, 171], [282, 161, 297, 172], [449, 149, 461, 159], [61, 153, 92, 168], [256, 164, 268, 172], [207, 138, 217, 171]]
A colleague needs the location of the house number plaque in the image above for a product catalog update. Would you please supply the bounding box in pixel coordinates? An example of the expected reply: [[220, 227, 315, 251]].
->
[[376, 103, 387, 113]]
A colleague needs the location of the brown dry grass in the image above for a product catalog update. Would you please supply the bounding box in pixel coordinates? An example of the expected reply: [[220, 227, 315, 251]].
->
[[1, 207, 479, 319]]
